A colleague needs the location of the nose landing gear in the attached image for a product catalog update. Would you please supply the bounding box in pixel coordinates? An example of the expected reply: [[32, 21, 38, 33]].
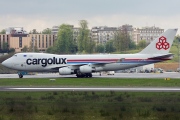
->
[[18, 72, 23, 78], [18, 71, 27, 78]]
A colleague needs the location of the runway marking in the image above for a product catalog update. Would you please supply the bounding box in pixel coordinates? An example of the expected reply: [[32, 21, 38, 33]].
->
[[1, 72, 180, 78], [7, 87, 180, 92]]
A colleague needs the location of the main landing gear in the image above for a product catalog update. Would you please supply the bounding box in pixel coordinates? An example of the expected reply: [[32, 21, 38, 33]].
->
[[76, 73, 92, 78]]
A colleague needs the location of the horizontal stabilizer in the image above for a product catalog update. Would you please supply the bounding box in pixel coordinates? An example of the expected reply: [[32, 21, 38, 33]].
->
[[148, 54, 174, 60]]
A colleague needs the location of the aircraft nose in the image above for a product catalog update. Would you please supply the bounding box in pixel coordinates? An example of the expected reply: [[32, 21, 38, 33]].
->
[[2, 59, 12, 68]]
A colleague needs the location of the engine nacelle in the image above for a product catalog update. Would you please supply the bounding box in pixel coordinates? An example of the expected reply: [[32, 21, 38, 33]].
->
[[59, 67, 73, 75], [94, 67, 103, 72], [79, 65, 92, 73]]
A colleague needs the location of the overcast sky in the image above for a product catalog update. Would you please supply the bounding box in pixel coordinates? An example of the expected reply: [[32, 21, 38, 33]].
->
[[1, 0, 180, 34]]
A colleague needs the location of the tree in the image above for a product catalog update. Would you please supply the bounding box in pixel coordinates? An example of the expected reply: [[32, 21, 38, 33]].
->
[[1, 42, 15, 53], [77, 20, 93, 53], [113, 31, 123, 52], [0, 42, 8, 53], [29, 29, 39, 34], [95, 44, 104, 53], [9, 48, 15, 53], [55, 24, 75, 54], [46, 46, 56, 53], [173, 35, 180, 47], [113, 29, 134, 52], [42, 28, 51, 34], [138, 40, 147, 49], [120, 29, 132, 52], [0, 29, 6, 34], [2, 42, 8, 52], [129, 40, 137, 50], [22, 45, 29, 52], [86, 38, 96, 53], [105, 40, 115, 53], [70, 43, 78, 54]]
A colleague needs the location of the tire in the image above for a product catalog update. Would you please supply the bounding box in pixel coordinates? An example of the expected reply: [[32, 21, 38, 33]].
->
[[19, 73, 23, 78], [89, 73, 92, 78]]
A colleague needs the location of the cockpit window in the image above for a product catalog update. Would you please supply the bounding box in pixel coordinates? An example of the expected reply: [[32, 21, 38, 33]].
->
[[14, 55, 17, 57]]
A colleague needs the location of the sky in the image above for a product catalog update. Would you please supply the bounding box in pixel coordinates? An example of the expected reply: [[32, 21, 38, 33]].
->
[[1, 0, 180, 34]]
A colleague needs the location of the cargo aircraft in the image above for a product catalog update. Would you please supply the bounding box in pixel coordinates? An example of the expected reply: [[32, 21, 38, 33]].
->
[[2, 29, 178, 78]]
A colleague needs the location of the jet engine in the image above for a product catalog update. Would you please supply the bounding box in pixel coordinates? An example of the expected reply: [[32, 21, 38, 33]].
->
[[94, 67, 103, 72], [79, 65, 92, 73], [59, 67, 73, 75]]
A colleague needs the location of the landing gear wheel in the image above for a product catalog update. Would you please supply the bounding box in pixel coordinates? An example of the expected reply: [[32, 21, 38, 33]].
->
[[76, 73, 84, 78], [76, 74, 80, 78], [80, 74, 85, 78], [85, 74, 89, 78], [85, 73, 92, 78], [19, 73, 23, 78], [76, 73, 92, 78], [89, 73, 92, 78]]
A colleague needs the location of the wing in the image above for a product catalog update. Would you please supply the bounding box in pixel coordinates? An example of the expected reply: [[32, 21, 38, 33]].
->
[[45, 58, 125, 71]]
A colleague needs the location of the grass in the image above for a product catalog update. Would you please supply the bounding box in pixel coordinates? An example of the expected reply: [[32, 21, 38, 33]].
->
[[0, 91, 179, 120], [0, 78, 180, 87], [0, 78, 180, 119]]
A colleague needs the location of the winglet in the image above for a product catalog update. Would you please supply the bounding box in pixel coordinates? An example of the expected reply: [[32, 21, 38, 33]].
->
[[139, 29, 178, 54]]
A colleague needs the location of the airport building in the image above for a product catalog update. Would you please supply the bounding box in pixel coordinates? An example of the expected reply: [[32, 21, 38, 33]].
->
[[137, 26, 164, 43], [52, 24, 163, 45], [0, 25, 164, 53], [73, 27, 80, 43], [91, 26, 118, 44], [121, 26, 164, 44], [0, 34, 9, 50], [91, 25, 135, 44], [0, 27, 55, 52], [51, 26, 59, 35], [132, 28, 141, 44]]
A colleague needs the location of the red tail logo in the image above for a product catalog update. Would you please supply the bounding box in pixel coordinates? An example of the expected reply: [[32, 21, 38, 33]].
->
[[156, 36, 169, 50]]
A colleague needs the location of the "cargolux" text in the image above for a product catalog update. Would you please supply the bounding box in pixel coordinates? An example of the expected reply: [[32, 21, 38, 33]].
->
[[26, 57, 67, 67]]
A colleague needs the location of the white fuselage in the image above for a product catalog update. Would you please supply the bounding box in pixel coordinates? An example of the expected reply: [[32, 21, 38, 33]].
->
[[2, 53, 167, 72]]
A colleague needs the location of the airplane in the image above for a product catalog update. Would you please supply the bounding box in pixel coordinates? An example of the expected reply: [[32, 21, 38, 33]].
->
[[1, 28, 178, 78]]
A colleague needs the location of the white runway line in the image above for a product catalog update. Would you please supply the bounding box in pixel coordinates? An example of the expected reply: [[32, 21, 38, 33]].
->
[[8, 87, 180, 92], [0, 72, 180, 78]]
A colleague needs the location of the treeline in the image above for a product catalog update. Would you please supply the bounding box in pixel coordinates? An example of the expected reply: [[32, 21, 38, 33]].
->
[[0, 20, 154, 54], [0, 42, 15, 53], [46, 20, 148, 54], [29, 28, 52, 34], [0, 20, 149, 54]]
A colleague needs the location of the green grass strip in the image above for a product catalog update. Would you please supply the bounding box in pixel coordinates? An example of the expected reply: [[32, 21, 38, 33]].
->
[[0, 78, 179, 87]]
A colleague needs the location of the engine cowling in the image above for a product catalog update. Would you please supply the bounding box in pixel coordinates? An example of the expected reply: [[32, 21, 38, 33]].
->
[[79, 65, 92, 73], [59, 67, 73, 75], [94, 67, 103, 72]]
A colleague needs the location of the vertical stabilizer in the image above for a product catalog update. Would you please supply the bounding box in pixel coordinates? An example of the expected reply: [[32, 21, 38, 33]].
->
[[139, 29, 178, 54]]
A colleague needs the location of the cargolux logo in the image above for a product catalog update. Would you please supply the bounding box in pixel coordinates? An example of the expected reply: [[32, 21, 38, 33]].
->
[[26, 57, 67, 67], [156, 36, 170, 50]]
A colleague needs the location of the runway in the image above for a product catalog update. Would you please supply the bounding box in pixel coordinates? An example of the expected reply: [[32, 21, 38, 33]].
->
[[0, 73, 179, 92], [0, 72, 180, 78], [0, 87, 180, 92]]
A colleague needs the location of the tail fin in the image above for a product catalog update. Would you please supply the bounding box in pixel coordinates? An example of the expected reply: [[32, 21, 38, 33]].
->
[[139, 29, 178, 54]]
